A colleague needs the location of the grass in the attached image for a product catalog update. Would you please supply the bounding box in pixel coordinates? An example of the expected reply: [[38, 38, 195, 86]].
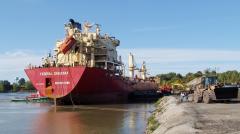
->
[[147, 114, 160, 133], [154, 97, 166, 113], [154, 98, 163, 106], [147, 97, 169, 133]]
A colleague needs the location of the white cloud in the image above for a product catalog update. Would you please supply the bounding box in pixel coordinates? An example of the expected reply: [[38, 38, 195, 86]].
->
[[0, 50, 43, 82], [1, 48, 240, 82], [118, 48, 240, 75], [119, 48, 240, 63]]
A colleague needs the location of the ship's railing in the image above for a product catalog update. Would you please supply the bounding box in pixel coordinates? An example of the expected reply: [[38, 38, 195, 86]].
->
[[94, 49, 107, 55]]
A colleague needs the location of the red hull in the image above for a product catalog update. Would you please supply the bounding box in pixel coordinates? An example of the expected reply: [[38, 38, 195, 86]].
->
[[25, 67, 158, 104]]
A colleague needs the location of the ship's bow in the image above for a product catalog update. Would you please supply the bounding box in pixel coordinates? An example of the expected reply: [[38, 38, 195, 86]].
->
[[25, 66, 85, 98]]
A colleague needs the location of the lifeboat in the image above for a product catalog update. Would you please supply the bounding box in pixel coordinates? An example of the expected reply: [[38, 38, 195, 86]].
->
[[59, 36, 76, 54]]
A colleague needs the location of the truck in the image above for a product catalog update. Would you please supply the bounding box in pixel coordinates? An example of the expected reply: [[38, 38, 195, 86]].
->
[[187, 76, 239, 103]]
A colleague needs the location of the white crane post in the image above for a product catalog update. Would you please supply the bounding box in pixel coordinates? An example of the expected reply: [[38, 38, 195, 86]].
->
[[141, 61, 147, 80], [128, 53, 134, 79]]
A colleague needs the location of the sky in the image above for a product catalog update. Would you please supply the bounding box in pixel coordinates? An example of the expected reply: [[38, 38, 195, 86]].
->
[[1, 0, 240, 82]]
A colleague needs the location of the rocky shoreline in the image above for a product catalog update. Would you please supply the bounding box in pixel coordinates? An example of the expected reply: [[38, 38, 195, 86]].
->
[[146, 96, 199, 134]]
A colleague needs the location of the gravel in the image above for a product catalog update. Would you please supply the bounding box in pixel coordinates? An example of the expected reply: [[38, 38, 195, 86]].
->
[[150, 96, 240, 134]]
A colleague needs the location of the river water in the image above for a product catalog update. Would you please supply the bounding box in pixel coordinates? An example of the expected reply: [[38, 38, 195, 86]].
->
[[0, 93, 155, 134]]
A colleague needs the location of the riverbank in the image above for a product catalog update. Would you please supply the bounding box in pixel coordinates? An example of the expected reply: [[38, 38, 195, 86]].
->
[[147, 96, 240, 134], [146, 96, 198, 134]]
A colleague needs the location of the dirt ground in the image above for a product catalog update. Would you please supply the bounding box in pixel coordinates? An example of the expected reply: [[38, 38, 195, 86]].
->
[[184, 101, 240, 134]]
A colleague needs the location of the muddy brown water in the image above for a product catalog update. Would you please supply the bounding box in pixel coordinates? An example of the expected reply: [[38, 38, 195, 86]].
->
[[0, 93, 155, 134]]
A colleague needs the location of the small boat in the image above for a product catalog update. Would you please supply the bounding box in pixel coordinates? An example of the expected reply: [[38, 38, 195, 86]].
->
[[26, 97, 50, 103], [11, 98, 27, 102], [11, 92, 51, 103], [11, 97, 50, 103]]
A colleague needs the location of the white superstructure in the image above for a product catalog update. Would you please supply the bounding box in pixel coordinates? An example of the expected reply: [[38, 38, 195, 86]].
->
[[42, 19, 123, 75]]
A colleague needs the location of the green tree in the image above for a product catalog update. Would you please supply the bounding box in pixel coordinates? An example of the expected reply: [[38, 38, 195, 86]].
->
[[12, 83, 20, 92], [25, 81, 35, 91], [184, 73, 194, 82], [156, 70, 240, 88], [217, 70, 240, 84], [204, 68, 217, 76], [0, 80, 11, 92], [18, 78, 26, 86], [0, 81, 4, 92], [194, 71, 203, 77]]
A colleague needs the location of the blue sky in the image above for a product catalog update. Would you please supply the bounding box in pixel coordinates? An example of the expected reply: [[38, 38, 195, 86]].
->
[[1, 0, 240, 81]]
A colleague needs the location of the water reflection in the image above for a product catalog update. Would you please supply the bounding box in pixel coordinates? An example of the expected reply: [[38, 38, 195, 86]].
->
[[33, 104, 154, 134], [0, 93, 154, 134]]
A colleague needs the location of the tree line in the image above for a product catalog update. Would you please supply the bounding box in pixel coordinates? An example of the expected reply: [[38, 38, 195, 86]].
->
[[156, 69, 240, 87], [0, 78, 35, 93]]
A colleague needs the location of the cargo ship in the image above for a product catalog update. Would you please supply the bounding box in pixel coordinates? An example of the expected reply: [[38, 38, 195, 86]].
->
[[25, 19, 158, 104]]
